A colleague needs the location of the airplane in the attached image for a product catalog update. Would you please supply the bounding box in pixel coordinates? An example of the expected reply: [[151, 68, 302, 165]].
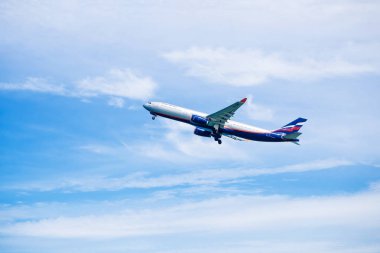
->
[[143, 98, 307, 145]]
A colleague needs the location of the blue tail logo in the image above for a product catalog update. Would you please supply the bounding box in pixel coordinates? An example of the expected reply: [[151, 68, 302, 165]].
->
[[273, 117, 307, 134]]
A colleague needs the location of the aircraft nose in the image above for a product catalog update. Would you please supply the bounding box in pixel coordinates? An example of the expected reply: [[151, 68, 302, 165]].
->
[[143, 102, 151, 111]]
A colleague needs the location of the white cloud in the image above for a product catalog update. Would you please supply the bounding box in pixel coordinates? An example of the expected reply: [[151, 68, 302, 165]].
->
[[2, 0, 379, 47], [0, 69, 156, 106], [127, 120, 251, 164], [0, 77, 67, 95], [157, 121, 249, 160], [5, 159, 352, 192], [77, 69, 156, 100], [1, 189, 379, 239], [127, 104, 140, 110], [244, 95, 274, 121], [107, 97, 125, 108], [163, 47, 376, 86], [78, 144, 115, 154]]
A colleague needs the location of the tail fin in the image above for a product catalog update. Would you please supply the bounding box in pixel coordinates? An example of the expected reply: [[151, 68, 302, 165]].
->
[[273, 117, 307, 134], [272, 118, 307, 143]]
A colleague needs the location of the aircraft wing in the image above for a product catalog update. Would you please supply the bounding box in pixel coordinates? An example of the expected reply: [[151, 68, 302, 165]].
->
[[207, 98, 247, 129]]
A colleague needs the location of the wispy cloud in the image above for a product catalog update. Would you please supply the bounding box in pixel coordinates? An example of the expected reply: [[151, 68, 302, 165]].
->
[[5, 159, 352, 192], [0, 77, 67, 95], [76, 69, 156, 100], [77, 144, 116, 154], [244, 95, 274, 121], [163, 47, 375, 86], [139, 121, 249, 161], [1, 187, 379, 239], [0, 68, 156, 106], [107, 97, 125, 108]]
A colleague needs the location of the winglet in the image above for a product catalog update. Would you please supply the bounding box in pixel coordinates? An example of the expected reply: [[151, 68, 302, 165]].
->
[[240, 97, 247, 103]]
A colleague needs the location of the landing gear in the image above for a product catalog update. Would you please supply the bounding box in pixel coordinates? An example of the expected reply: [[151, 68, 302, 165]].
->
[[212, 131, 222, 145], [152, 115, 156, 120]]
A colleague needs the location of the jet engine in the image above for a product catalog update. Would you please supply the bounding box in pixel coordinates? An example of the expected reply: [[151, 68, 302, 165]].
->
[[191, 115, 209, 125], [194, 127, 212, 137]]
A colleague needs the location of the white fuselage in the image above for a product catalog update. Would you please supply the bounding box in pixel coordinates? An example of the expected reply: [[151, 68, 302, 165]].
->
[[143, 102, 270, 135], [143, 100, 306, 143]]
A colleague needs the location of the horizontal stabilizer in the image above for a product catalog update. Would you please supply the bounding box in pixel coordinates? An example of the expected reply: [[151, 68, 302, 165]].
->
[[283, 132, 302, 140]]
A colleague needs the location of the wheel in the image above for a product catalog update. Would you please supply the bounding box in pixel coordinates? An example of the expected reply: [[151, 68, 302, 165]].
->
[[152, 116, 156, 120], [218, 140, 222, 144], [213, 133, 221, 140]]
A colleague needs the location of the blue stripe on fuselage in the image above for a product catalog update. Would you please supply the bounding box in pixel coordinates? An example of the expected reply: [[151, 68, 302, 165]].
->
[[221, 128, 285, 142]]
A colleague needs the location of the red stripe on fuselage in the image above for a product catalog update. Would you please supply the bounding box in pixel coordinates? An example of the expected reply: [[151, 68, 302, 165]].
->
[[273, 126, 301, 133]]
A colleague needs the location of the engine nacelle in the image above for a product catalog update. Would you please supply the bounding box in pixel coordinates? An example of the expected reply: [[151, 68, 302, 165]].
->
[[194, 128, 212, 137], [191, 115, 209, 125]]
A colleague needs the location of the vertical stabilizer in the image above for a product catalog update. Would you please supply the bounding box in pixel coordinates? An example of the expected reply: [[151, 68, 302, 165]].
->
[[272, 117, 307, 134]]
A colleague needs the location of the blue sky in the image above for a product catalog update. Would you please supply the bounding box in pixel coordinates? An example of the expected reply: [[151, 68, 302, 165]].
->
[[1, 1, 380, 252]]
